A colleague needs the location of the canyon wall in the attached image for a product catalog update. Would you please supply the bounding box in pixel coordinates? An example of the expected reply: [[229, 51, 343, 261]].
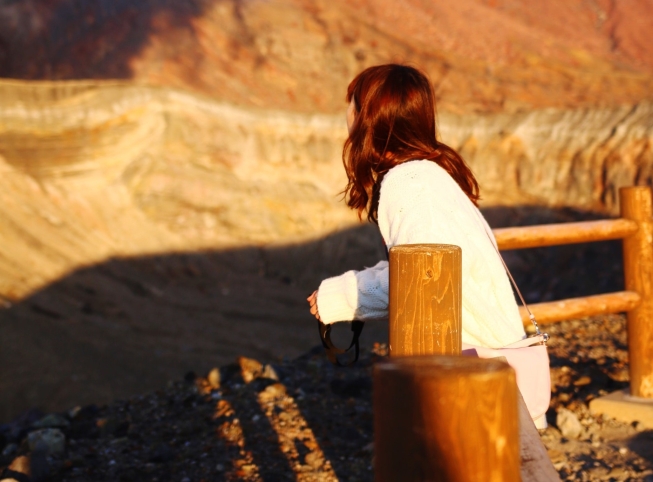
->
[[1, 79, 652, 300]]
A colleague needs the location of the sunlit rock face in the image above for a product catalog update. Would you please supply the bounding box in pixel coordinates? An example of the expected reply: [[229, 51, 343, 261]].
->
[[0, 81, 355, 299], [0, 0, 652, 298]]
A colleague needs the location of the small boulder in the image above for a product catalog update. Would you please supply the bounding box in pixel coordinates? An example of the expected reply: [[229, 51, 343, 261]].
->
[[305, 451, 324, 469], [556, 408, 583, 439], [32, 413, 70, 430], [2, 443, 17, 457], [237, 357, 263, 383], [8, 455, 31, 477], [27, 428, 66, 456], [207, 368, 221, 389], [260, 364, 279, 381], [259, 383, 287, 403]]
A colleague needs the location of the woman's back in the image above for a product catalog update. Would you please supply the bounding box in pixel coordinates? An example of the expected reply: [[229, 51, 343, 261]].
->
[[377, 160, 525, 347]]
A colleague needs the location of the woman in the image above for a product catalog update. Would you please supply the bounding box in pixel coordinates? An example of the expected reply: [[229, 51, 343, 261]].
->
[[307, 64, 526, 348]]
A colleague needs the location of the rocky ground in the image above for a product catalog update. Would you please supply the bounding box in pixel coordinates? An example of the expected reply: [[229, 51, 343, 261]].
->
[[1, 314, 652, 481]]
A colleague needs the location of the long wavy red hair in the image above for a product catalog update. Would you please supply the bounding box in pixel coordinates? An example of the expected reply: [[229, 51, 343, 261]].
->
[[343, 64, 480, 223]]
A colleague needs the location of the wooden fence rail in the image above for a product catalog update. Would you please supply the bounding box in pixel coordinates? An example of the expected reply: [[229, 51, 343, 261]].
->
[[491, 186, 653, 398]]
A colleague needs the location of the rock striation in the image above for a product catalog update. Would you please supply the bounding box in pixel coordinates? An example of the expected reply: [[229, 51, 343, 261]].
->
[[0, 0, 652, 300], [0, 79, 652, 299]]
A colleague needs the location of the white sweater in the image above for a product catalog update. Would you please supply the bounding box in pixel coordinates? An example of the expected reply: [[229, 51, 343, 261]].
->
[[316, 160, 526, 348]]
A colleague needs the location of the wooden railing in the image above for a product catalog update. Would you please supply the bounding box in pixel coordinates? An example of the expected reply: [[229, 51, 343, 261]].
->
[[494, 186, 653, 400], [374, 186, 653, 480], [494, 218, 644, 324]]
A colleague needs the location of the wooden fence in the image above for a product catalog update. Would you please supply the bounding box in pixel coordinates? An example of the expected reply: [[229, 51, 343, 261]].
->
[[373, 186, 652, 481], [493, 186, 653, 399]]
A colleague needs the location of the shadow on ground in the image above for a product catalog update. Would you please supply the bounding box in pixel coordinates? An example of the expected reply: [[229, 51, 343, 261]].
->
[[0, 205, 625, 423]]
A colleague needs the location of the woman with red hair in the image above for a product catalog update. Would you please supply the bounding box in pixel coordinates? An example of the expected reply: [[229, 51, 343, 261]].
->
[[307, 64, 526, 349]]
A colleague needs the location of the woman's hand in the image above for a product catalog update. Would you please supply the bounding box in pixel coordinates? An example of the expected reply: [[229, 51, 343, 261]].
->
[[307, 290, 321, 321]]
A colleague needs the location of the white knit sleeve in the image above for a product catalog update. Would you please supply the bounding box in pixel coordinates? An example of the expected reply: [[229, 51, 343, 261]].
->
[[316, 260, 389, 324]]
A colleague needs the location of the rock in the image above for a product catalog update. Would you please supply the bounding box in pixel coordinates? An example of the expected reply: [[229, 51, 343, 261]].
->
[[32, 413, 70, 429], [573, 376, 592, 387], [1, 443, 17, 457], [608, 466, 628, 479], [556, 408, 583, 439], [305, 451, 324, 469], [7, 455, 30, 476], [259, 383, 287, 403], [67, 407, 82, 419], [260, 364, 279, 381], [207, 368, 221, 389], [237, 357, 263, 384], [27, 429, 66, 456]]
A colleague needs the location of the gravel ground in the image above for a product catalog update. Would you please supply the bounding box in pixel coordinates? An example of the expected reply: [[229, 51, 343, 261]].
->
[[1, 314, 652, 481]]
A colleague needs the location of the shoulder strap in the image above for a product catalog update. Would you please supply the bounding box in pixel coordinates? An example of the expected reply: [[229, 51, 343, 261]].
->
[[477, 211, 546, 339], [318, 320, 364, 366]]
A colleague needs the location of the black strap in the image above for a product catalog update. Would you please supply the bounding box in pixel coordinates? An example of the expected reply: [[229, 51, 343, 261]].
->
[[318, 320, 365, 366]]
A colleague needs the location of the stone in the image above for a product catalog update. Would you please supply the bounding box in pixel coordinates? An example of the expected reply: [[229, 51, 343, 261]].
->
[[305, 451, 324, 469], [1, 443, 17, 457], [207, 368, 221, 389], [573, 376, 592, 387], [27, 429, 66, 456], [556, 408, 583, 439], [259, 383, 287, 403], [32, 414, 70, 429], [237, 357, 263, 384], [260, 364, 279, 381], [8, 455, 31, 476], [590, 389, 653, 429]]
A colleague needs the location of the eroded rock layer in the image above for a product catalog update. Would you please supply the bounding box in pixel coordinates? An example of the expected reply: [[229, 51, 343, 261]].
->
[[1, 80, 652, 300]]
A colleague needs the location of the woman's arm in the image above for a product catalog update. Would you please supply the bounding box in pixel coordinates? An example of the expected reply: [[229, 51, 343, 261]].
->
[[313, 260, 389, 324]]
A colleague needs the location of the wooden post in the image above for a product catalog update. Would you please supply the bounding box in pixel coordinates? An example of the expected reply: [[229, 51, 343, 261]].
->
[[374, 356, 520, 482], [389, 244, 462, 356], [620, 187, 653, 398], [385, 243, 561, 481]]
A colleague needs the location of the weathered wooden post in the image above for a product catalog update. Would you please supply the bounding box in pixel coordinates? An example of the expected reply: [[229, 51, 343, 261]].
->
[[620, 186, 653, 398], [388, 244, 462, 356], [374, 356, 520, 482]]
